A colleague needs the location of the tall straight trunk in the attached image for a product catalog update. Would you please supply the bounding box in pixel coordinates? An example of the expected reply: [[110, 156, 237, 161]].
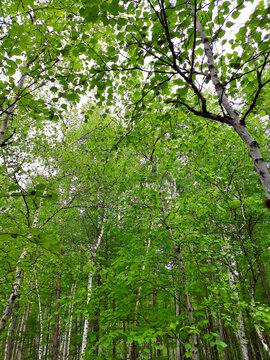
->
[[127, 238, 151, 360], [34, 267, 44, 360], [175, 290, 182, 359], [248, 230, 270, 304], [158, 183, 198, 360], [0, 189, 46, 334], [76, 317, 82, 360], [80, 271, 93, 358], [218, 310, 229, 360], [4, 302, 19, 360], [249, 326, 264, 360], [93, 274, 102, 356], [227, 268, 249, 360], [43, 300, 52, 359], [52, 272, 61, 360], [173, 244, 198, 360], [61, 281, 76, 360], [127, 342, 138, 360], [250, 291, 270, 357], [15, 302, 31, 360], [184, 0, 270, 200], [80, 210, 106, 359], [254, 251, 270, 305], [153, 286, 163, 358], [122, 321, 127, 360], [65, 281, 77, 360]]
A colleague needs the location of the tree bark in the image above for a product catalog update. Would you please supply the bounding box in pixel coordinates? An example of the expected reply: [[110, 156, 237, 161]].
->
[[65, 281, 76, 360], [175, 290, 182, 359], [80, 210, 106, 359], [80, 272, 93, 358], [228, 268, 249, 360], [248, 228, 270, 304], [4, 302, 19, 360], [0, 61, 30, 146], [0, 188, 47, 334], [52, 272, 61, 360], [250, 292, 270, 357], [34, 267, 44, 360], [15, 302, 31, 360]]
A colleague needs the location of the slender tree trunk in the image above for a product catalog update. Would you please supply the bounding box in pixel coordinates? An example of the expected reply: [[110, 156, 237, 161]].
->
[[158, 183, 198, 360], [52, 272, 61, 360], [0, 189, 46, 334], [76, 317, 82, 360], [0, 59, 32, 146], [80, 210, 106, 359], [0, 251, 26, 334], [92, 273, 102, 356], [153, 287, 163, 358], [16, 302, 31, 360], [43, 302, 52, 359], [174, 245, 198, 360], [80, 271, 93, 358], [175, 290, 182, 359], [65, 281, 76, 360], [228, 268, 249, 360], [34, 267, 44, 360], [218, 310, 229, 360], [127, 238, 151, 360], [122, 321, 127, 360], [4, 302, 19, 360], [250, 292, 270, 357], [248, 230, 270, 304], [127, 341, 138, 360]]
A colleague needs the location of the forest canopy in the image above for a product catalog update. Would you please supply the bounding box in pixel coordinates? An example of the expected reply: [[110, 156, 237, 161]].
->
[[0, 0, 270, 359]]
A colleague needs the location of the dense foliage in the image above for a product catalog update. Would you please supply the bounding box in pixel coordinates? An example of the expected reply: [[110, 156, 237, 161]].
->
[[0, 0, 270, 359]]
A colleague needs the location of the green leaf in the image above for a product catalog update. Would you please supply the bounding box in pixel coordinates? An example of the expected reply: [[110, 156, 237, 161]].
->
[[232, 11, 240, 19]]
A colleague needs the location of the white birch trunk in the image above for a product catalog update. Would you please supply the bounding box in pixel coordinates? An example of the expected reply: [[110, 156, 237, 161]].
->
[[42, 307, 50, 359], [80, 272, 93, 358], [0, 61, 30, 145], [0, 189, 47, 334], [76, 317, 82, 360], [4, 302, 19, 360], [184, 0, 270, 199], [65, 282, 77, 360], [15, 302, 31, 360], [61, 322, 67, 360], [34, 268, 44, 360], [80, 210, 107, 359], [250, 292, 270, 357], [228, 269, 249, 360]]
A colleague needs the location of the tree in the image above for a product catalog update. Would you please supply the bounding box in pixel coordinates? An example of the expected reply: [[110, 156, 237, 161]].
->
[[1, 1, 270, 359]]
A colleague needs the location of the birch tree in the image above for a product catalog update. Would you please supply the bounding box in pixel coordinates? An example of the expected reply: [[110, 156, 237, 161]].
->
[[77, 0, 270, 203]]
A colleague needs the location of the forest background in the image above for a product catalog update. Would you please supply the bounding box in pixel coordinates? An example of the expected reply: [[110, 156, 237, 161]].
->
[[0, 0, 270, 359]]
